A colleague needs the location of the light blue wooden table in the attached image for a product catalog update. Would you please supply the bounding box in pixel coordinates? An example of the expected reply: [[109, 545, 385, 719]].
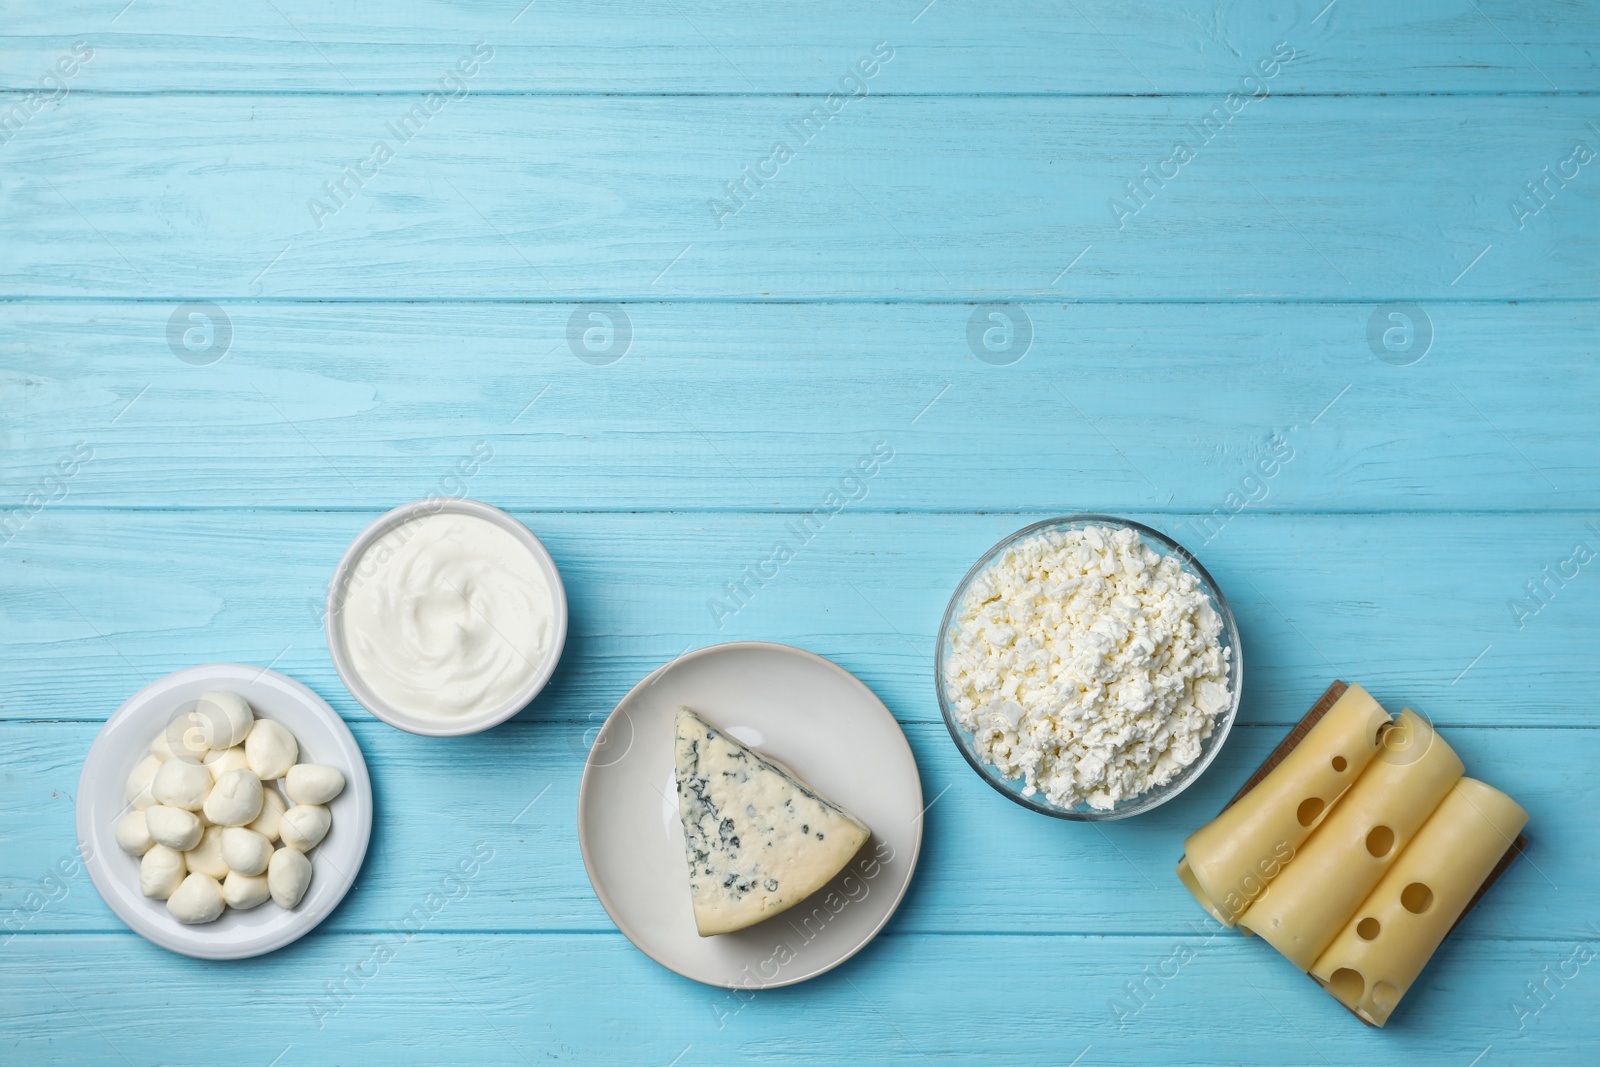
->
[[4, 2, 1598, 1063]]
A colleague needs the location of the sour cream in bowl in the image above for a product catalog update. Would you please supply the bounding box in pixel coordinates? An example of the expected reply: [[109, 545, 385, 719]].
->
[[326, 499, 568, 736]]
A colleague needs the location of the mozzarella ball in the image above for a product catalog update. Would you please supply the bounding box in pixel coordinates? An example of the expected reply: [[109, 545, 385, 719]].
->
[[115, 810, 154, 857], [203, 769, 264, 827], [279, 804, 331, 852], [245, 719, 298, 780], [145, 805, 203, 851], [286, 764, 346, 806], [195, 691, 254, 750], [152, 758, 212, 811], [152, 711, 208, 762], [139, 844, 187, 899], [268, 847, 312, 909], [221, 827, 273, 877], [185, 825, 229, 879], [248, 787, 287, 843], [223, 870, 271, 910], [166, 872, 225, 924], [203, 746, 250, 783], [126, 755, 162, 810]]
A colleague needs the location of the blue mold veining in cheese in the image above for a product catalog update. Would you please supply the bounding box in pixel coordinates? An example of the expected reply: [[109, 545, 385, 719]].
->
[[674, 706, 871, 936]]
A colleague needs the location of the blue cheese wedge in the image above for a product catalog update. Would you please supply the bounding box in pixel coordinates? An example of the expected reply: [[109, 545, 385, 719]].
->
[[675, 706, 871, 936]]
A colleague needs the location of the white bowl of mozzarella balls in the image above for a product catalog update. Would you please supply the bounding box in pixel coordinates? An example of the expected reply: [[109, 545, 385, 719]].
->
[[118, 690, 346, 925]]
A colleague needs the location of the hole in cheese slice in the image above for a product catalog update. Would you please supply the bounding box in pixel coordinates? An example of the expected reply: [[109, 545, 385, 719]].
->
[[1400, 882, 1433, 914]]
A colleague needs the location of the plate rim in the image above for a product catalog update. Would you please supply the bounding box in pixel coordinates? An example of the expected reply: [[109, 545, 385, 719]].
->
[[576, 640, 923, 989], [74, 663, 373, 960]]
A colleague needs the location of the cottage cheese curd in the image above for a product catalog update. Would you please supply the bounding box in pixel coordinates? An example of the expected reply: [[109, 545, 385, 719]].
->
[[943, 524, 1231, 810]]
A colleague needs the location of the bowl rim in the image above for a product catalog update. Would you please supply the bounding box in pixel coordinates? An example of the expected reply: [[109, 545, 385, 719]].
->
[[324, 497, 569, 736], [934, 513, 1243, 822]]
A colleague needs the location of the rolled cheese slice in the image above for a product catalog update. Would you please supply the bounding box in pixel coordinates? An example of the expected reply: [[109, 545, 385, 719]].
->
[[1311, 777, 1528, 1026], [1237, 709, 1464, 970], [1181, 684, 1392, 924]]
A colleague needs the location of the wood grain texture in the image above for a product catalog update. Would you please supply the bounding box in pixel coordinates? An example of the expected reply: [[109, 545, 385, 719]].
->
[[5, 0, 1597, 1062], [2, 511, 1597, 727], [3, 301, 1596, 511], [0, 720, 1584, 940], [3, 934, 1596, 1065], [3, 95, 1597, 299], [4, 0, 1598, 93]]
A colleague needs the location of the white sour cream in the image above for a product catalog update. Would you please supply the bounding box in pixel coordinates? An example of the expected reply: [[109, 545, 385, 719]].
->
[[340, 512, 554, 720]]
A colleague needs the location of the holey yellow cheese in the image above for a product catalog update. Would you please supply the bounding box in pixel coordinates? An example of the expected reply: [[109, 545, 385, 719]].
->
[[1311, 778, 1528, 1027], [1180, 685, 1392, 925], [1237, 710, 1464, 970]]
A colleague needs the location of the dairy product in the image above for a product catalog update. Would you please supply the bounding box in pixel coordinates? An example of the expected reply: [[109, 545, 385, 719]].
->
[[674, 706, 871, 936], [285, 764, 345, 806], [268, 847, 312, 909], [279, 804, 331, 852], [114, 694, 341, 923], [340, 511, 555, 721], [203, 769, 265, 827], [944, 524, 1232, 810], [167, 872, 226, 924], [245, 719, 297, 779]]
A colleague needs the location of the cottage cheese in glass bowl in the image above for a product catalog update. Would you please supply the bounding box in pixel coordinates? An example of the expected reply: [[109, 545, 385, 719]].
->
[[936, 516, 1242, 821]]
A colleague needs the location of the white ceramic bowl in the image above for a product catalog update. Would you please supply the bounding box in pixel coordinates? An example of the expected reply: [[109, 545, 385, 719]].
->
[[76, 664, 372, 960], [325, 498, 569, 736]]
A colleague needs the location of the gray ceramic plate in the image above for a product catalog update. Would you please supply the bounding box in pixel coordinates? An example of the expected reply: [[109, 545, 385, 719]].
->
[[577, 642, 922, 988]]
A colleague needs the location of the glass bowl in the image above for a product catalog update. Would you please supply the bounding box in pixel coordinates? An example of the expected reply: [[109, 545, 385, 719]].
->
[[935, 515, 1243, 822]]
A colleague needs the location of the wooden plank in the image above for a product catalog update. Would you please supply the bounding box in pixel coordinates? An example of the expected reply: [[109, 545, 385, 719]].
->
[[3, 97, 1597, 299], [2, 932, 1593, 1064], [3, 301, 1596, 511], [3, 510, 1596, 728], [1, 718, 1580, 940], [4, 1, 1598, 93]]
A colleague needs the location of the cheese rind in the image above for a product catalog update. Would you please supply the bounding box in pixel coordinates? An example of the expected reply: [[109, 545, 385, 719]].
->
[[1180, 684, 1391, 924], [1237, 709, 1464, 970], [674, 706, 871, 937], [1310, 777, 1528, 1026]]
